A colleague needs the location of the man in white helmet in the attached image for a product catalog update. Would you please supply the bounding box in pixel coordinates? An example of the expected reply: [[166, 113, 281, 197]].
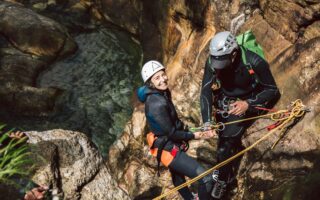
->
[[200, 31, 281, 199]]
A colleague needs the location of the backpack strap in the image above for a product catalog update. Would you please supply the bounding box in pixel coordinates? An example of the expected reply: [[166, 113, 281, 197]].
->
[[239, 46, 259, 88]]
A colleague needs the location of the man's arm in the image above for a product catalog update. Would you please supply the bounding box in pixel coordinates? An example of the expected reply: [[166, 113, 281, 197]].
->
[[200, 60, 216, 123], [246, 52, 281, 110]]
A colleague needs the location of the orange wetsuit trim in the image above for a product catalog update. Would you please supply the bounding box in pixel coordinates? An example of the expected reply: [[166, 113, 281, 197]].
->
[[146, 132, 174, 167]]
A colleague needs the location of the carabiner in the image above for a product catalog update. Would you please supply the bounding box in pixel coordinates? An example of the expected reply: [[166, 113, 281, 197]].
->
[[216, 122, 225, 131], [217, 110, 229, 118], [222, 97, 229, 108]]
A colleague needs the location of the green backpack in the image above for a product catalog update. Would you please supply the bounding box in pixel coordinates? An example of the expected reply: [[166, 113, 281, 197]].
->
[[236, 30, 265, 64], [236, 30, 265, 87]]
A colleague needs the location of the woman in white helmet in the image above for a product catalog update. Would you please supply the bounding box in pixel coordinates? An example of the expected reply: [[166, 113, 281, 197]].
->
[[137, 60, 216, 200]]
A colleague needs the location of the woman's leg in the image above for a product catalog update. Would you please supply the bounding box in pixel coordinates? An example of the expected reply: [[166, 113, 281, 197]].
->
[[169, 151, 213, 200]]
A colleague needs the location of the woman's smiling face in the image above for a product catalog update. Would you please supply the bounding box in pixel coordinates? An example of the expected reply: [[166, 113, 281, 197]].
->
[[150, 70, 168, 91]]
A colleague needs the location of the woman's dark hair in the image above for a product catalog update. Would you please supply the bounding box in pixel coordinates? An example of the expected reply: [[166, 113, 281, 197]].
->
[[145, 79, 155, 88], [144, 69, 166, 88]]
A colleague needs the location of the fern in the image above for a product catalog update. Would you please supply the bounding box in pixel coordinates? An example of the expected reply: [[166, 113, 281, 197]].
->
[[0, 124, 32, 184]]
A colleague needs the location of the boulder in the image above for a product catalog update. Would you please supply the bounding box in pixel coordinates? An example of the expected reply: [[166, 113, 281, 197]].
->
[[26, 129, 130, 200], [0, 1, 77, 116]]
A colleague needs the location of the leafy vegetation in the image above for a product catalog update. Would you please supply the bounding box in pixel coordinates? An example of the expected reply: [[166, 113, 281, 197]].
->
[[0, 124, 32, 185]]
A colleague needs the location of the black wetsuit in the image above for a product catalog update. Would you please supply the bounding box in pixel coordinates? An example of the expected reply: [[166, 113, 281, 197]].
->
[[200, 50, 281, 182], [138, 86, 213, 200]]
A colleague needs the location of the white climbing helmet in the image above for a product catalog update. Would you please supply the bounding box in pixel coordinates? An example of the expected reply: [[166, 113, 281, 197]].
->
[[141, 60, 165, 82], [209, 31, 238, 56], [209, 31, 239, 69]]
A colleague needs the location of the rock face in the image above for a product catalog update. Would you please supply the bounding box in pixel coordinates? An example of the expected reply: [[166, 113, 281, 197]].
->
[[260, 0, 319, 43], [0, 0, 319, 200], [0, 0, 142, 157], [106, 0, 320, 199], [0, 1, 77, 116], [37, 28, 141, 156], [98, 0, 142, 35], [26, 129, 130, 200], [237, 8, 319, 199]]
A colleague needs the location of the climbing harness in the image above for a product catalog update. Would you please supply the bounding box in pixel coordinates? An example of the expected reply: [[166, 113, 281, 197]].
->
[[146, 132, 189, 175], [147, 133, 173, 167], [219, 96, 235, 118], [153, 99, 309, 200], [214, 96, 240, 119]]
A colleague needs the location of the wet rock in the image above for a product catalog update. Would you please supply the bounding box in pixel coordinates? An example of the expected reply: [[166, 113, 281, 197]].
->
[[0, 2, 76, 59], [28, 0, 99, 33], [0, 0, 142, 159], [98, 0, 142, 35], [37, 27, 142, 156], [0, 1, 77, 116]]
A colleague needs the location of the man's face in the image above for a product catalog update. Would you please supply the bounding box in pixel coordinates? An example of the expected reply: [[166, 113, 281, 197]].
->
[[151, 70, 168, 91], [211, 50, 238, 70], [211, 54, 232, 70]]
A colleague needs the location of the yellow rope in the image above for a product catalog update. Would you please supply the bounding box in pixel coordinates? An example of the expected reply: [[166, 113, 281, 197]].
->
[[270, 100, 306, 149], [191, 109, 290, 132], [153, 99, 306, 200], [161, 187, 165, 196]]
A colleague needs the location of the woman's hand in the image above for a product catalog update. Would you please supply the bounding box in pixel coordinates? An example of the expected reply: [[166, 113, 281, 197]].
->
[[194, 130, 216, 139]]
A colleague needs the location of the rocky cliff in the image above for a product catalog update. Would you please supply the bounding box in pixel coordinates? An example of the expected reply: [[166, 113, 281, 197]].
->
[[107, 0, 320, 199], [26, 129, 130, 200], [0, 0, 319, 200], [0, 0, 142, 156]]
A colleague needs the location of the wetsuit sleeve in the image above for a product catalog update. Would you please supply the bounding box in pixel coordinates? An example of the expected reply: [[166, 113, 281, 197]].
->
[[246, 53, 281, 110], [200, 60, 216, 123], [148, 98, 195, 142]]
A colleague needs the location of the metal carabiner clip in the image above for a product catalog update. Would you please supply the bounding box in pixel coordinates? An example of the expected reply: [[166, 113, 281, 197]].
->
[[222, 97, 229, 108], [216, 122, 225, 131], [217, 110, 229, 118]]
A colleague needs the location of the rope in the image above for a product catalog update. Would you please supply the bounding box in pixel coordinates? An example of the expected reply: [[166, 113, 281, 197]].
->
[[190, 109, 290, 132], [153, 99, 307, 200]]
